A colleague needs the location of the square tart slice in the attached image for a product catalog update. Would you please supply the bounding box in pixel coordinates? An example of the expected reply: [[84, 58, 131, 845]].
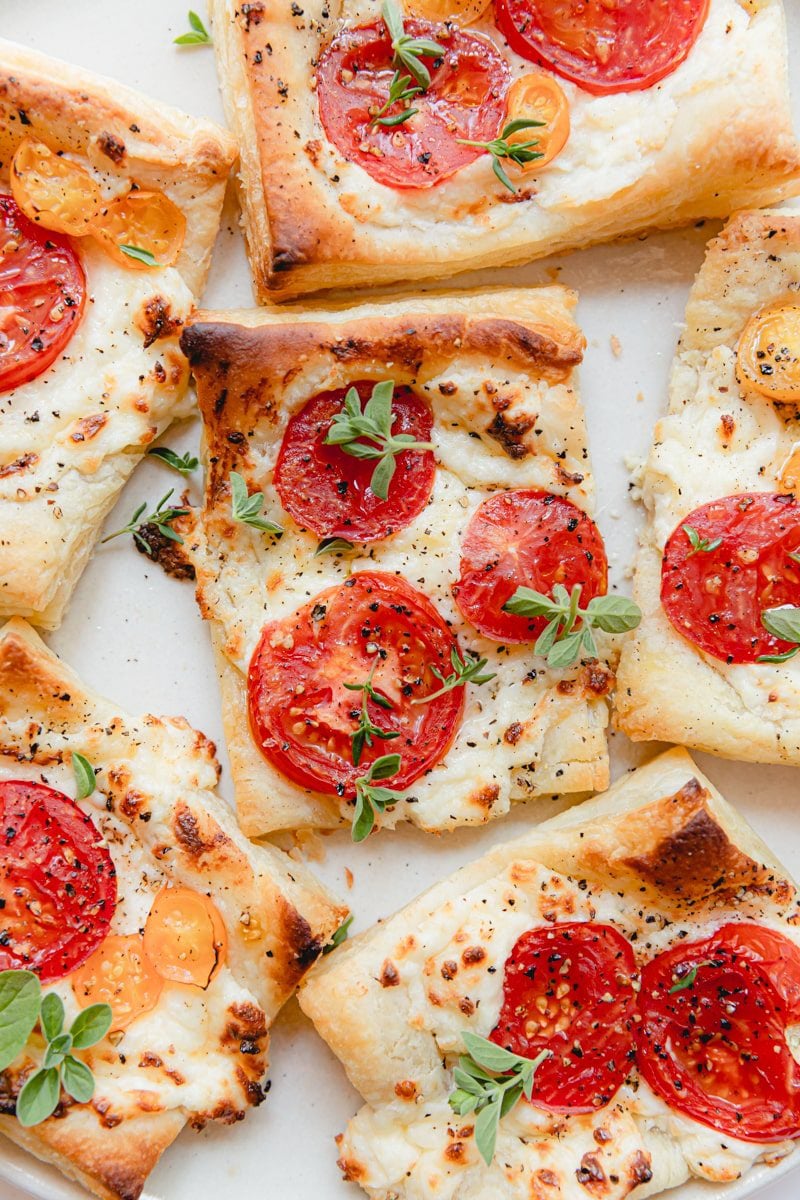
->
[[0, 618, 347, 1200], [180, 286, 619, 838], [300, 746, 800, 1200], [207, 0, 800, 300], [0, 38, 236, 629], [616, 209, 800, 763]]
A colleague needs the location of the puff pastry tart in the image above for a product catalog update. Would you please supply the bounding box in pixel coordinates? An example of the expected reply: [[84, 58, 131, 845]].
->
[[0, 619, 346, 1200], [179, 287, 634, 839], [300, 746, 800, 1199], [208, 0, 800, 300], [0, 38, 236, 629], [616, 209, 800, 763]]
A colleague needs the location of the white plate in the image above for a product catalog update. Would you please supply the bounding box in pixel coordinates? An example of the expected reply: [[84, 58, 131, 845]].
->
[[2, 2, 800, 1198]]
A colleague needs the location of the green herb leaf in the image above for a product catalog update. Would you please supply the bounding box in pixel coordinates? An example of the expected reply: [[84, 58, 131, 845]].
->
[[315, 537, 355, 556], [39, 993, 65, 1044], [72, 752, 96, 801], [147, 447, 199, 475], [344, 665, 399, 767], [120, 244, 158, 267], [174, 9, 212, 44], [61, 1054, 96, 1103], [17, 1067, 61, 1127], [381, 0, 444, 88], [351, 753, 402, 842], [323, 381, 434, 501], [0, 971, 41, 1073], [683, 524, 722, 558], [70, 1004, 112, 1051], [448, 1033, 551, 1166], [101, 489, 189, 554], [411, 648, 496, 705], [669, 965, 699, 994], [504, 584, 642, 670], [370, 70, 422, 127], [323, 915, 354, 955], [456, 119, 545, 194], [43, 1033, 73, 1070], [761, 605, 800, 649], [230, 471, 283, 535]]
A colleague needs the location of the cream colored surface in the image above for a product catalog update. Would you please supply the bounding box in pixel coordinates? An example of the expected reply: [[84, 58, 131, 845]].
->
[[209, 0, 800, 298], [616, 210, 800, 762], [300, 749, 799, 1200], [0, 39, 236, 628], [184, 287, 617, 836]]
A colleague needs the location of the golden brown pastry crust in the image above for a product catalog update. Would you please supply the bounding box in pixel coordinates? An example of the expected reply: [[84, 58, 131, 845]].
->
[[208, 0, 800, 300], [0, 618, 347, 1200], [299, 748, 799, 1200], [179, 287, 615, 836], [616, 209, 800, 763], [0, 36, 236, 295]]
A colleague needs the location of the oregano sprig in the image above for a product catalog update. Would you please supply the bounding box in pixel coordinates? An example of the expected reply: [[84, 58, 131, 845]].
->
[[411, 648, 495, 705], [323, 915, 354, 955], [381, 0, 444, 89], [457, 119, 544, 193], [0, 970, 112, 1128], [351, 753, 402, 842], [324, 381, 434, 501], [371, 71, 423, 127], [343, 665, 399, 766], [757, 605, 800, 663], [669, 965, 700, 994], [503, 583, 642, 670], [230, 471, 283, 536], [147, 446, 199, 475], [120, 244, 158, 266], [448, 1033, 551, 1166], [174, 10, 212, 44], [101, 489, 188, 555], [683, 524, 722, 558]]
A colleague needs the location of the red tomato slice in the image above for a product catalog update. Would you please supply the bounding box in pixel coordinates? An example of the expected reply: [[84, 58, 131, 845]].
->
[[494, 0, 709, 96], [274, 382, 435, 542], [637, 924, 800, 1142], [453, 490, 608, 643], [247, 572, 463, 797], [0, 194, 86, 394], [0, 780, 116, 983], [490, 923, 637, 1113], [317, 20, 508, 189], [661, 493, 800, 665]]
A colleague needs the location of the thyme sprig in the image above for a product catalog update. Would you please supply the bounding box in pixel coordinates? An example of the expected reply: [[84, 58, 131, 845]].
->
[[343, 665, 399, 766], [381, 0, 444, 89], [324, 381, 434, 501], [411, 648, 495, 705], [371, 71, 422, 127], [351, 753, 402, 842], [101, 489, 188, 555], [457, 119, 544, 193]]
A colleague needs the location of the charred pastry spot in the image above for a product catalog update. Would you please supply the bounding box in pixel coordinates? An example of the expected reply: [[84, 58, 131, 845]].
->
[[0, 452, 38, 478], [394, 1079, 418, 1100], [504, 721, 524, 745], [96, 131, 126, 163], [379, 959, 400, 987], [71, 413, 109, 442], [461, 945, 485, 966], [576, 1152, 606, 1187], [138, 295, 183, 348], [486, 411, 536, 459]]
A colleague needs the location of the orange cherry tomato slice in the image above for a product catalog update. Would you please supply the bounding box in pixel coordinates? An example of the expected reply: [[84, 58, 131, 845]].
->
[[504, 74, 570, 171], [737, 302, 800, 404], [404, 0, 490, 27], [10, 139, 102, 238], [71, 934, 164, 1032], [90, 190, 186, 270], [143, 886, 227, 988]]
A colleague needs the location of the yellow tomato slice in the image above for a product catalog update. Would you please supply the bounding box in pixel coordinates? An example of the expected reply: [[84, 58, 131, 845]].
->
[[10, 138, 101, 237], [737, 302, 800, 403], [403, 0, 490, 26], [90, 190, 186, 270], [505, 74, 570, 172], [143, 886, 227, 988], [71, 934, 164, 1032]]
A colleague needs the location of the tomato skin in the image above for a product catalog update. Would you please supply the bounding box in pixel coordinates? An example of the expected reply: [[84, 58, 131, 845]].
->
[[453, 490, 608, 644], [0, 780, 117, 983], [0, 195, 86, 395], [274, 382, 435, 542], [490, 923, 638, 1113], [247, 572, 464, 797], [317, 20, 508, 189], [661, 493, 800, 664], [637, 924, 800, 1142], [494, 0, 709, 96]]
